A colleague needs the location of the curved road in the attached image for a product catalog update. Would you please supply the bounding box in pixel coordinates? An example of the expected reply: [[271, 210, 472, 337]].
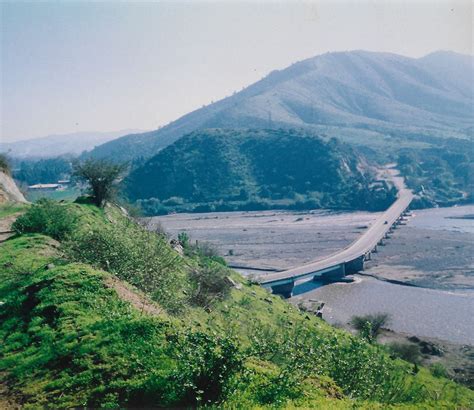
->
[[260, 169, 413, 287]]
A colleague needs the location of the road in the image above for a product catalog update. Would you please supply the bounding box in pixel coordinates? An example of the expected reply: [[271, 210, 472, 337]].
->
[[260, 169, 413, 286]]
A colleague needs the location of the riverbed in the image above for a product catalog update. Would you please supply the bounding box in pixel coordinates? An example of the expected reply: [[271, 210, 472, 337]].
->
[[292, 277, 474, 345]]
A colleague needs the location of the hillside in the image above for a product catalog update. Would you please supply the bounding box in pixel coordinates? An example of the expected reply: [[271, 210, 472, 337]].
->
[[87, 50, 474, 162], [0, 129, 145, 159], [1, 199, 473, 408], [124, 129, 397, 215]]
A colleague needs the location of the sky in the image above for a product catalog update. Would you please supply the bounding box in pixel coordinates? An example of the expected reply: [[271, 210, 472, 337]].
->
[[1, 0, 472, 142]]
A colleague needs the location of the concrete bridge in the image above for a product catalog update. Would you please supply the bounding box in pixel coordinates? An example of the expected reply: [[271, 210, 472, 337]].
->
[[258, 178, 413, 298]]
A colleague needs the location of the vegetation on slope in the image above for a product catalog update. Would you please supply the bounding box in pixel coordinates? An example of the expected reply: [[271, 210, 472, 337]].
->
[[1, 199, 472, 408], [125, 129, 397, 215], [397, 138, 474, 208]]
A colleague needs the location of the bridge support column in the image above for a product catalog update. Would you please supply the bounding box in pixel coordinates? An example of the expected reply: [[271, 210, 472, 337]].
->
[[320, 264, 345, 281], [373, 245, 378, 253], [270, 280, 295, 299], [344, 256, 365, 275]]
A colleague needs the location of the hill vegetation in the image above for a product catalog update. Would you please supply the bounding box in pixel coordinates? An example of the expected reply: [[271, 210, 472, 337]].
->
[[125, 129, 397, 215], [0, 199, 473, 408], [397, 138, 474, 208]]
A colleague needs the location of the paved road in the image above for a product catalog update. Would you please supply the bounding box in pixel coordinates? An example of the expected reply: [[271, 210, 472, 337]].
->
[[260, 169, 413, 285]]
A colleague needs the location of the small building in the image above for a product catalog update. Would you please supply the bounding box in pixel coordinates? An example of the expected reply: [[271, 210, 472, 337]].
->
[[28, 183, 60, 191]]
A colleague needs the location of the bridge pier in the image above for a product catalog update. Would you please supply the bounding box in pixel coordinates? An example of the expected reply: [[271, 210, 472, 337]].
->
[[373, 245, 378, 253], [270, 280, 295, 298], [344, 256, 365, 275], [319, 264, 345, 281]]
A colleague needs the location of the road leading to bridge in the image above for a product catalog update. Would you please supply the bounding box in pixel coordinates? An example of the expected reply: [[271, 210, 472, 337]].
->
[[259, 168, 413, 297]]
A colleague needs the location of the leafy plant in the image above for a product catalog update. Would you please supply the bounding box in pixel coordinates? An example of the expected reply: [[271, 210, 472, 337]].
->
[[188, 264, 232, 308], [12, 198, 77, 240], [389, 342, 421, 364], [350, 313, 390, 342]]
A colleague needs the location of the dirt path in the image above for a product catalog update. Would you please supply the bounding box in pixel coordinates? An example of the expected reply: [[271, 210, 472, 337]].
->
[[0, 213, 20, 243]]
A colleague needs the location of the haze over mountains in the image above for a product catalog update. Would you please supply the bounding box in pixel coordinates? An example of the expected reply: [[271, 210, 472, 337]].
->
[[87, 50, 473, 162], [1, 129, 145, 159]]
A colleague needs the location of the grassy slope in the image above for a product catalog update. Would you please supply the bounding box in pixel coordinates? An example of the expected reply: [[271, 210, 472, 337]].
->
[[0, 202, 472, 409]]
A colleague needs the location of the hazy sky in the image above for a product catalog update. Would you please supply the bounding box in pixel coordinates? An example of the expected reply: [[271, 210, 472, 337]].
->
[[1, 0, 472, 142]]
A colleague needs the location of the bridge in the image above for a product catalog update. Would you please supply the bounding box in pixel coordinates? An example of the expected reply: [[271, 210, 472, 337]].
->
[[258, 171, 413, 298]]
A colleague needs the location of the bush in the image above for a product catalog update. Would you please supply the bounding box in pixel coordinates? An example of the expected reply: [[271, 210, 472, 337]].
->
[[430, 362, 449, 378], [65, 219, 188, 314], [167, 330, 243, 405], [189, 264, 233, 308], [350, 313, 390, 342], [388, 342, 421, 364], [12, 199, 77, 240]]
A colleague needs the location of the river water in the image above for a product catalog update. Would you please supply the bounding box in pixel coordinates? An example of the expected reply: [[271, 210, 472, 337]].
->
[[293, 277, 474, 344]]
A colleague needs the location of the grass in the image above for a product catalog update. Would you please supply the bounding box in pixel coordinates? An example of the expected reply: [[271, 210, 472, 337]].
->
[[0, 200, 473, 409], [0, 202, 28, 219]]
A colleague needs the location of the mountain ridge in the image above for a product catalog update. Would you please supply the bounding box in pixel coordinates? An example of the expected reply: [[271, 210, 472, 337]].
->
[[1, 129, 146, 159], [86, 50, 473, 162]]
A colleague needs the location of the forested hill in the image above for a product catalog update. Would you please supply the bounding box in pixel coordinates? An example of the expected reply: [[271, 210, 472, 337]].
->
[[87, 50, 473, 162], [124, 129, 396, 215]]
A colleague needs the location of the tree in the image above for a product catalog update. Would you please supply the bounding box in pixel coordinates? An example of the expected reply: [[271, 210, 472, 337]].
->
[[73, 159, 127, 207]]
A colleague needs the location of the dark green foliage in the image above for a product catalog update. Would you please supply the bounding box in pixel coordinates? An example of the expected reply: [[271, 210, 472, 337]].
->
[[350, 313, 390, 343], [13, 157, 71, 185], [389, 342, 422, 364], [12, 198, 77, 240], [188, 264, 232, 308], [167, 331, 243, 405], [398, 139, 474, 207], [0, 153, 11, 174], [125, 129, 397, 215], [73, 158, 127, 207], [430, 363, 449, 379]]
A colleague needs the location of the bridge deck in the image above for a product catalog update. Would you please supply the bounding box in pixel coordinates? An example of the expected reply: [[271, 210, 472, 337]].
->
[[260, 174, 413, 286]]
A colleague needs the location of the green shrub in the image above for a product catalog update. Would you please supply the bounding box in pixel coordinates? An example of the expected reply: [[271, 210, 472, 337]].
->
[[188, 264, 232, 308], [350, 313, 390, 342], [166, 330, 243, 406], [12, 199, 77, 240], [65, 219, 187, 314], [430, 362, 449, 378], [389, 342, 421, 364]]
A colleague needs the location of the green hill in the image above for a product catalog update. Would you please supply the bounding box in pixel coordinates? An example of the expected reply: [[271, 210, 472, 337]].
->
[[124, 128, 396, 215], [0, 199, 473, 408]]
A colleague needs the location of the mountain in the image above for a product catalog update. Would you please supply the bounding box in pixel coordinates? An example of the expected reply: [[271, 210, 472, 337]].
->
[[0, 129, 146, 159], [88, 50, 474, 162], [124, 129, 396, 215]]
